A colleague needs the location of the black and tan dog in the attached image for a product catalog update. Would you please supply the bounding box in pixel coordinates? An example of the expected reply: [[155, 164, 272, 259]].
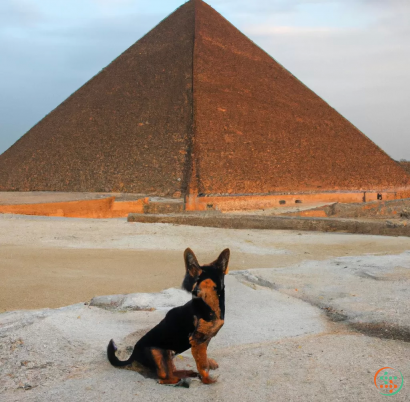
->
[[107, 248, 230, 385]]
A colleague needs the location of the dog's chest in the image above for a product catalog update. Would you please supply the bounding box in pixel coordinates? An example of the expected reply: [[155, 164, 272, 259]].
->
[[192, 317, 224, 342]]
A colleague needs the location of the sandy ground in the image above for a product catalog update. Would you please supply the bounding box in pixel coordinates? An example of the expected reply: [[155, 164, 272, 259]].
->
[[1, 213, 409, 400], [1, 268, 409, 401], [1, 214, 410, 311]]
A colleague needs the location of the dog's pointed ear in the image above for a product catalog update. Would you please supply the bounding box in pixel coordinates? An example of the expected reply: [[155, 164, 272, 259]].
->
[[182, 248, 202, 292], [215, 248, 230, 275], [184, 248, 201, 277]]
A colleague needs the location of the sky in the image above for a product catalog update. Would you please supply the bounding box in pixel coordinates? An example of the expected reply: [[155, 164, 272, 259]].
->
[[0, 0, 409, 160]]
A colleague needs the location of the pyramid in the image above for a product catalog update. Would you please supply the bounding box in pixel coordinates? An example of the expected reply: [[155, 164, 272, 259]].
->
[[0, 0, 409, 198]]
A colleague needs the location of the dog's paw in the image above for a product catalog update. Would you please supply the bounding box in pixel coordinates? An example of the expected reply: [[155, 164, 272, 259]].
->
[[207, 358, 219, 370], [201, 374, 218, 384], [158, 378, 181, 385]]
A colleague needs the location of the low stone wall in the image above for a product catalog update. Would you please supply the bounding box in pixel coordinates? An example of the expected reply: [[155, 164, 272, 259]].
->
[[0, 196, 187, 218], [143, 200, 184, 214], [128, 212, 410, 237], [186, 189, 410, 212], [1, 192, 409, 220], [0, 197, 146, 218], [285, 198, 410, 219]]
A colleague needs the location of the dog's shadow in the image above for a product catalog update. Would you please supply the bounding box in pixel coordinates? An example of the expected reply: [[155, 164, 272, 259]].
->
[[113, 329, 156, 379]]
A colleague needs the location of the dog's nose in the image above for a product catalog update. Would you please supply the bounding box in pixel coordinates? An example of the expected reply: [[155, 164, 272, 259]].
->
[[192, 287, 199, 297]]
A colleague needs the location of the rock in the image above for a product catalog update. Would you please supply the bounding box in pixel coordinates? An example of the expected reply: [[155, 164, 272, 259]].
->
[[1, 259, 410, 401], [247, 252, 410, 342], [400, 208, 410, 219], [90, 288, 191, 311]]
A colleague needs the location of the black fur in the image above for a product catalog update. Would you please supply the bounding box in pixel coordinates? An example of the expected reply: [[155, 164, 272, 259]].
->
[[107, 248, 230, 383]]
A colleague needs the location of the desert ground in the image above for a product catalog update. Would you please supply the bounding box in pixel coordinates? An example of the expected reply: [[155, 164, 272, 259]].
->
[[2, 213, 410, 312], [1, 213, 409, 401]]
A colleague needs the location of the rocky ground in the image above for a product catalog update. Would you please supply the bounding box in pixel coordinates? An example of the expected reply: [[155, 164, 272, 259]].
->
[[0, 214, 409, 401]]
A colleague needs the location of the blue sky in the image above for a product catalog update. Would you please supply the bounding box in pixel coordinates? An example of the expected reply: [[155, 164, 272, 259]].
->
[[1, 0, 409, 159]]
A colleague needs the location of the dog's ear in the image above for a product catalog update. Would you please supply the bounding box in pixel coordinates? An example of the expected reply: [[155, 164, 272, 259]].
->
[[182, 248, 202, 292], [215, 248, 230, 275], [184, 248, 201, 277]]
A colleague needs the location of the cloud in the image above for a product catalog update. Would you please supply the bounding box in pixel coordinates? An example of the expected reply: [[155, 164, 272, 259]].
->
[[245, 25, 336, 35], [208, 0, 410, 159], [0, 0, 42, 28], [242, 12, 410, 159], [89, 0, 144, 15], [0, 3, 160, 154], [91, 0, 136, 4], [359, 0, 410, 9]]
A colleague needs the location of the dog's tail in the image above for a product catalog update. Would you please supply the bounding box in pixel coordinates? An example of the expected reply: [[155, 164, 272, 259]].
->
[[107, 339, 135, 367]]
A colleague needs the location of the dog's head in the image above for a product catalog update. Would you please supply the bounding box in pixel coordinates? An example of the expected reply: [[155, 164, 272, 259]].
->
[[182, 248, 230, 317]]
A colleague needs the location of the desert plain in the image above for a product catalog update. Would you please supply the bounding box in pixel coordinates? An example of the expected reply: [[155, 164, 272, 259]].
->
[[1, 211, 409, 401]]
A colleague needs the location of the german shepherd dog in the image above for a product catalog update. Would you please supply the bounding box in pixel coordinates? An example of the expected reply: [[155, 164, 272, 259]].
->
[[107, 248, 230, 385]]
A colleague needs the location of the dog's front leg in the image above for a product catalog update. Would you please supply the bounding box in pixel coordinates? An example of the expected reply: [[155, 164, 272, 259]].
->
[[190, 339, 216, 384]]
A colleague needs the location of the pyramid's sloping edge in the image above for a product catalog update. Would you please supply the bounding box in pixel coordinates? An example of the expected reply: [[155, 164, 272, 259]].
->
[[0, 1, 196, 196], [189, 0, 410, 196]]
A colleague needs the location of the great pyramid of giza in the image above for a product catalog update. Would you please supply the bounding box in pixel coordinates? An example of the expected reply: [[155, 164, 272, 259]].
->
[[0, 0, 409, 197]]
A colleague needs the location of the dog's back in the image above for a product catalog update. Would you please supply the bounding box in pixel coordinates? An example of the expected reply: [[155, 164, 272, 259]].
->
[[107, 248, 230, 385]]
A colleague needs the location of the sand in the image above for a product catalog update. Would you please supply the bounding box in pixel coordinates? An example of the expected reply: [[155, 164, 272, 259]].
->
[[1, 213, 410, 312], [1, 213, 410, 401], [2, 259, 409, 401]]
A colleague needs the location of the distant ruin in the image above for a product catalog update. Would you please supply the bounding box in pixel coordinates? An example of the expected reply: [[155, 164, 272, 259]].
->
[[1, 0, 409, 212]]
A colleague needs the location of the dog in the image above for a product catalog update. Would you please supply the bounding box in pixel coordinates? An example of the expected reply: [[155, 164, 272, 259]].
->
[[107, 248, 230, 385]]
